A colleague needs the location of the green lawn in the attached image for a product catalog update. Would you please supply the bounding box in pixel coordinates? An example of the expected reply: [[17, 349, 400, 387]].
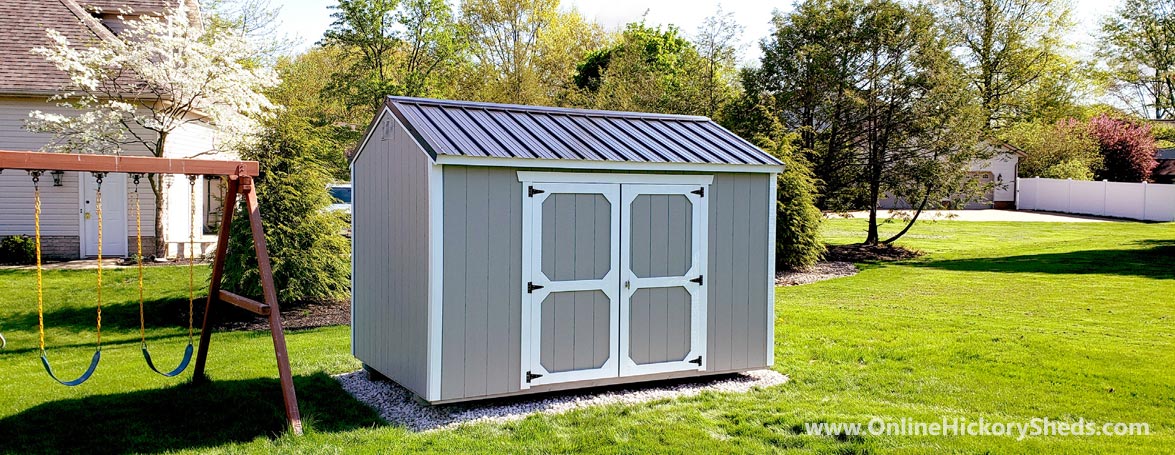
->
[[0, 219, 1172, 453]]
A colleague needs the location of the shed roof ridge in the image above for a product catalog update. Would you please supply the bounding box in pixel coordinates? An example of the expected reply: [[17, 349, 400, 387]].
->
[[386, 96, 713, 122]]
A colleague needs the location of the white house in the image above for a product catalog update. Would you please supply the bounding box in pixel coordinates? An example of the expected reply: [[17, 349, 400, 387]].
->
[[0, 0, 227, 259], [878, 139, 1024, 210]]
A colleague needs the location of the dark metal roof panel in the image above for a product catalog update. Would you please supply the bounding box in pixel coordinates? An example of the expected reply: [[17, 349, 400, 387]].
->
[[386, 96, 782, 166]]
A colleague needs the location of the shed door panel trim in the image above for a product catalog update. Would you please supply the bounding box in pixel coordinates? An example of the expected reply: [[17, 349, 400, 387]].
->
[[521, 182, 622, 388], [520, 177, 710, 389]]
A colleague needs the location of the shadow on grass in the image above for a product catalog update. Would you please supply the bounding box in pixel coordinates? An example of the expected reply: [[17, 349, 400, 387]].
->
[[5, 297, 201, 335], [916, 240, 1175, 279], [0, 373, 383, 454]]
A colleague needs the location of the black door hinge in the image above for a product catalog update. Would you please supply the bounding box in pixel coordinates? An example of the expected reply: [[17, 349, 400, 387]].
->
[[691, 187, 705, 197], [689, 356, 703, 366], [526, 371, 543, 383], [689, 275, 704, 285], [527, 282, 545, 293], [528, 186, 545, 197]]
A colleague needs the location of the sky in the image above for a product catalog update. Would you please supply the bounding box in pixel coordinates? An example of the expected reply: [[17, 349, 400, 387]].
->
[[273, 0, 1122, 64]]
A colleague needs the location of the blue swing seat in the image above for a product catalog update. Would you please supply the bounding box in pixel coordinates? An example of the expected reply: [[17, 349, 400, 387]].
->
[[41, 349, 101, 387], [141, 342, 194, 377]]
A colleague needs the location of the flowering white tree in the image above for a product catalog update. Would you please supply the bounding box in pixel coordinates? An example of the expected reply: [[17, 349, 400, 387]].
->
[[26, 3, 278, 256]]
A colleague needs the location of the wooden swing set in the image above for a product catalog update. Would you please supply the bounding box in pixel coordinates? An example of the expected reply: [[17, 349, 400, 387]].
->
[[0, 150, 303, 435]]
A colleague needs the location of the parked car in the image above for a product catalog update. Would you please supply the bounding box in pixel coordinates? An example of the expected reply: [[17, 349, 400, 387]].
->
[[327, 183, 352, 215]]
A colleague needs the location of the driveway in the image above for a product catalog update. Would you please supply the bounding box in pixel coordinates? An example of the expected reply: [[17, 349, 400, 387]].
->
[[828, 209, 1113, 222]]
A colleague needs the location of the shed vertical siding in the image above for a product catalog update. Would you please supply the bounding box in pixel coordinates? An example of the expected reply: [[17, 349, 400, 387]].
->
[[352, 113, 431, 397], [707, 173, 771, 371], [440, 166, 523, 400], [439, 168, 772, 400]]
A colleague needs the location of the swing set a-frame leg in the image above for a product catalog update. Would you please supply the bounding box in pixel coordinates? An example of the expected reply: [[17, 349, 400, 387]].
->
[[193, 174, 303, 435]]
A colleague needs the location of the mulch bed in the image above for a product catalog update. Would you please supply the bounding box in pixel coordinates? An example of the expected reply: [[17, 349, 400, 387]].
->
[[825, 243, 922, 262], [174, 298, 350, 332]]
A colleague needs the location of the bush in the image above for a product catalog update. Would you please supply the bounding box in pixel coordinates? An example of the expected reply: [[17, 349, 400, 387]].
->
[[220, 116, 351, 303], [1088, 114, 1159, 182], [774, 147, 825, 270], [0, 235, 36, 265], [1002, 119, 1100, 180]]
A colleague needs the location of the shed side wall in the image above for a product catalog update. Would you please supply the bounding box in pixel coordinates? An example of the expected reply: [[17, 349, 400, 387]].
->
[[440, 167, 771, 400], [352, 113, 431, 397]]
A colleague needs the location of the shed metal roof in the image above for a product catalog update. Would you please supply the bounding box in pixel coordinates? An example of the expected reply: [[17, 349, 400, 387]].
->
[[1157, 147, 1175, 160], [382, 96, 782, 166]]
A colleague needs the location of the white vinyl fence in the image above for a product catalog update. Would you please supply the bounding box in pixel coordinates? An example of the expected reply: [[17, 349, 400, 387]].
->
[[1017, 177, 1175, 221]]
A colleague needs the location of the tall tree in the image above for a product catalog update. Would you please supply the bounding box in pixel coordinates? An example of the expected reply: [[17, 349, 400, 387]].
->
[[755, 0, 871, 209], [322, 0, 401, 111], [572, 22, 707, 115], [753, 0, 983, 245], [1099, 0, 1175, 119], [695, 6, 744, 117], [460, 0, 559, 104], [322, 0, 464, 114], [27, 3, 277, 256], [937, 0, 1074, 129]]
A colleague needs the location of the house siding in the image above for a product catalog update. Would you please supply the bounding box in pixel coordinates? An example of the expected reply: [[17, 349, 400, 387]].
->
[[438, 167, 772, 400], [351, 112, 432, 398], [0, 96, 226, 258]]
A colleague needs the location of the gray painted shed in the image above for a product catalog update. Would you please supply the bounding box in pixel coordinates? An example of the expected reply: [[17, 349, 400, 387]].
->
[[351, 96, 783, 403]]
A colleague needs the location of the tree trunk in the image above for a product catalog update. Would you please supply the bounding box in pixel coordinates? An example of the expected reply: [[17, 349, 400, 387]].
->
[[883, 186, 932, 244], [150, 174, 166, 258], [152, 133, 168, 258], [865, 177, 881, 245]]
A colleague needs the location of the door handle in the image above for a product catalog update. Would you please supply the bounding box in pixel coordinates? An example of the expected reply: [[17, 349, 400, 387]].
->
[[624, 280, 630, 289]]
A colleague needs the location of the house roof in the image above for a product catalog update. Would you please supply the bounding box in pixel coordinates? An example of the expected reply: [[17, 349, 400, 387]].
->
[[0, 0, 191, 96], [380, 96, 782, 166], [0, 0, 117, 96], [79, 1, 174, 13]]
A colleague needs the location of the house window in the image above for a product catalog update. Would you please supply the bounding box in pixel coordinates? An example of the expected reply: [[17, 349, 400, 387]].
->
[[204, 176, 226, 235]]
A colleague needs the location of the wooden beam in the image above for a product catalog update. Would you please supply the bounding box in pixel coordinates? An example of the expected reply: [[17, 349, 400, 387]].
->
[[194, 177, 240, 381], [0, 150, 259, 176], [218, 290, 270, 316], [244, 177, 303, 435]]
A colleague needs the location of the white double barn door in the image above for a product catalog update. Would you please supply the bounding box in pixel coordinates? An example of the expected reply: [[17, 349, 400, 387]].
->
[[522, 180, 708, 388]]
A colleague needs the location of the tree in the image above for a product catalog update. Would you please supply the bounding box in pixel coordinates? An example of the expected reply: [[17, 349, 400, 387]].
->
[[321, 0, 465, 116], [1099, 0, 1175, 119], [1001, 118, 1101, 179], [27, 3, 277, 256], [271, 48, 364, 179], [572, 22, 707, 115], [753, 0, 983, 245], [937, 0, 1074, 129], [754, 0, 868, 209], [203, 0, 296, 64], [1088, 114, 1159, 181], [460, 0, 559, 104], [695, 6, 743, 117]]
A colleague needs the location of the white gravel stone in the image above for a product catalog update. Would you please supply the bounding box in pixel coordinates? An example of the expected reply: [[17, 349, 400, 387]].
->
[[336, 369, 789, 432]]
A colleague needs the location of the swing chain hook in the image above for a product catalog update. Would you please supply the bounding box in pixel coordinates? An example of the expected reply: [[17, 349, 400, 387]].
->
[[91, 172, 106, 186], [132, 173, 143, 186], [29, 170, 43, 185]]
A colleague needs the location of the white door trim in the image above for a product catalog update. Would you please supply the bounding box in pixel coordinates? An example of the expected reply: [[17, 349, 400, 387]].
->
[[618, 183, 709, 376], [520, 181, 622, 388]]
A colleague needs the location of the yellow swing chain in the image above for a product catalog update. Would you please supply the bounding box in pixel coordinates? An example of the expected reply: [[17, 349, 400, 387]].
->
[[94, 173, 104, 347], [135, 174, 146, 346], [33, 172, 45, 352], [187, 175, 196, 343], [33, 171, 103, 351]]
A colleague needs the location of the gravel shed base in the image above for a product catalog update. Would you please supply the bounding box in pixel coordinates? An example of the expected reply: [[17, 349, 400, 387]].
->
[[336, 369, 789, 431]]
